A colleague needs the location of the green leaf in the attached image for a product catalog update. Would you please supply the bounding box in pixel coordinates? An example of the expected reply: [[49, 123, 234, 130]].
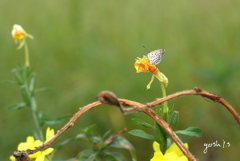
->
[[76, 133, 87, 138], [7, 102, 27, 110], [20, 86, 31, 106], [102, 130, 112, 140], [108, 136, 134, 149], [53, 138, 76, 151], [12, 69, 24, 85], [128, 129, 155, 141], [1, 80, 17, 84], [83, 124, 96, 137], [169, 111, 179, 130], [63, 158, 76, 161], [35, 87, 49, 93], [107, 152, 125, 161], [38, 113, 70, 127], [38, 112, 51, 127], [168, 104, 175, 115], [29, 74, 36, 93], [30, 96, 37, 112], [175, 127, 202, 137], [78, 150, 97, 161], [107, 136, 136, 159], [92, 136, 102, 145], [154, 122, 166, 145], [131, 118, 154, 128], [155, 107, 163, 117], [23, 66, 33, 78], [44, 114, 70, 125]]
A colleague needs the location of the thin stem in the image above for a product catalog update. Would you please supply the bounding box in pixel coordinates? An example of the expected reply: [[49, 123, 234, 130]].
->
[[31, 103, 44, 141], [24, 77, 44, 141], [160, 82, 168, 128], [160, 82, 168, 113], [24, 39, 30, 67], [23, 38, 43, 140]]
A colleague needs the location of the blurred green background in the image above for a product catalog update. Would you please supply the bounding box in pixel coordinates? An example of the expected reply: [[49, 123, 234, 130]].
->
[[1, 0, 240, 160]]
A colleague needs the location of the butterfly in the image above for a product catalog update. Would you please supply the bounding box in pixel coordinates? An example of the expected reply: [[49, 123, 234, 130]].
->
[[147, 49, 166, 65]]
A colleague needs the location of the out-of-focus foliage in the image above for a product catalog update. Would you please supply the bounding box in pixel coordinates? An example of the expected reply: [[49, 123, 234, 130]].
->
[[1, 0, 240, 161]]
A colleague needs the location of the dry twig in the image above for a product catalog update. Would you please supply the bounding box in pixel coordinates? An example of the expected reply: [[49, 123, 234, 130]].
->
[[13, 87, 240, 161]]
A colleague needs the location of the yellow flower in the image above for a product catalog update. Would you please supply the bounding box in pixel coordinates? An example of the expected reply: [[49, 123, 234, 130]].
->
[[11, 24, 26, 40], [10, 127, 55, 161], [134, 56, 158, 73], [11, 24, 33, 49], [134, 56, 168, 89], [150, 142, 188, 161], [11, 24, 34, 66]]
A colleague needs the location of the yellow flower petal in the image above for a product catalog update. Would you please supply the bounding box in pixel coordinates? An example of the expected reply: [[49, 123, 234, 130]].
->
[[151, 142, 189, 161], [147, 75, 155, 89], [134, 56, 158, 73], [150, 152, 166, 161], [26, 136, 35, 144], [45, 127, 54, 143], [153, 141, 161, 152], [35, 140, 43, 147], [164, 152, 179, 160], [35, 154, 45, 161], [18, 142, 28, 150], [43, 147, 54, 155], [30, 151, 42, 159], [9, 155, 15, 161], [166, 143, 188, 157], [12, 24, 25, 40], [176, 156, 188, 161]]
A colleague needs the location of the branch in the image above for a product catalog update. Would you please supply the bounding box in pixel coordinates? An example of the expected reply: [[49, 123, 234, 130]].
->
[[13, 88, 240, 161], [13, 101, 101, 158], [119, 87, 240, 124], [104, 128, 127, 145]]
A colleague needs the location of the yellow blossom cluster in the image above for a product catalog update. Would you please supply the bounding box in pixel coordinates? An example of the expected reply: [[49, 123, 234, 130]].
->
[[151, 141, 188, 161], [10, 128, 54, 161]]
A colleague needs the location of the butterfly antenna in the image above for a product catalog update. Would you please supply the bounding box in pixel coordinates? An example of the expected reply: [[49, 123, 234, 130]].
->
[[143, 46, 150, 53]]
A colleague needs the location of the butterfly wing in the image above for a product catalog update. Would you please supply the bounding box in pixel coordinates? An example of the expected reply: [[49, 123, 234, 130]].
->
[[147, 49, 166, 65]]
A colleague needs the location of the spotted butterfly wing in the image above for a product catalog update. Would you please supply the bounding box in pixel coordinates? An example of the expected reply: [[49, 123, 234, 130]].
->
[[147, 49, 166, 65]]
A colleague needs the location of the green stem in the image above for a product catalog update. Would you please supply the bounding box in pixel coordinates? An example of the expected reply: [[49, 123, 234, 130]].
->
[[24, 39, 30, 67], [24, 79, 44, 141], [31, 107, 44, 141], [160, 82, 168, 113], [23, 40, 43, 140], [157, 82, 169, 153]]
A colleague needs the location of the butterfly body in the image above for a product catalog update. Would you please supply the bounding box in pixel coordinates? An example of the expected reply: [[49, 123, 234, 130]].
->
[[147, 49, 166, 65]]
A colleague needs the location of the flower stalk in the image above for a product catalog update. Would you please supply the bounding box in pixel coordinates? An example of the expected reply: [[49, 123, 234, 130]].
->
[[12, 24, 33, 67], [24, 40, 30, 67], [134, 54, 169, 115], [134, 51, 170, 153], [160, 82, 168, 113], [11, 24, 43, 140]]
